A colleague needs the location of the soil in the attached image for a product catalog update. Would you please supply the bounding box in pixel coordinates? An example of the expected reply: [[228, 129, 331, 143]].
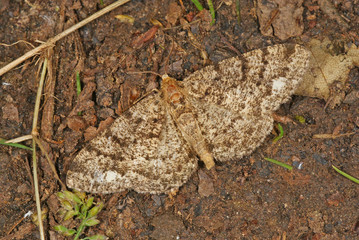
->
[[1, 0, 359, 239]]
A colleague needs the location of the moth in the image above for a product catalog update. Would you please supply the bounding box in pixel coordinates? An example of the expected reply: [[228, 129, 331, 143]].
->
[[66, 44, 310, 194]]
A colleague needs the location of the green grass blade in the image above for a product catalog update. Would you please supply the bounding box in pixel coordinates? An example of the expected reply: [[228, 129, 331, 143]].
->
[[0, 138, 32, 150], [207, 0, 215, 25], [76, 71, 82, 97], [191, 0, 204, 11], [264, 157, 293, 170], [273, 123, 284, 143], [332, 165, 359, 184], [235, 0, 241, 25]]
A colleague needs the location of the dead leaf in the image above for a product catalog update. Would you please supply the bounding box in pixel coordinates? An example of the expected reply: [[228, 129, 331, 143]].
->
[[296, 38, 359, 106], [257, 0, 304, 40]]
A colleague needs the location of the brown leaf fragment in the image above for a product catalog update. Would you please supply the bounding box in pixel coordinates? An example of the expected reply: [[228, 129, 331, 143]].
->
[[2, 103, 19, 122], [67, 116, 87, 132], [257, 0, 304, 40], [165, 2, 182, 26], [97, 117, 115, 134], [82, 113, 97, 126], [84, 126, 97, 142], [197, 169, 215, 197], [131, 26, 159, 49]]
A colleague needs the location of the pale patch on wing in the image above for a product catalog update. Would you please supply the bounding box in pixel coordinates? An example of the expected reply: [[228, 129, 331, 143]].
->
[[181, 44, 310, 161], [66, 93, 198, 194], [188, 97, 273, 161], [180, 44, 310, 115]]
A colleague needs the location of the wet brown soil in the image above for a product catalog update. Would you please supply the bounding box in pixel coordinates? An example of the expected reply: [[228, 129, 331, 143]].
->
[[1, 0, 359, 239]]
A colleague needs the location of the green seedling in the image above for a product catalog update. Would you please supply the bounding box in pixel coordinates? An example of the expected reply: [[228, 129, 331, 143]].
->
[[207, 0, 215, 25], [0, 138, 32, 150], [332, 165, 359, 184], [54, 190, 106, 240], [191, 0, 204, 10], [191, 0, 216, 25], [272, 123, 284, 143], [264, 157, 293, 170]]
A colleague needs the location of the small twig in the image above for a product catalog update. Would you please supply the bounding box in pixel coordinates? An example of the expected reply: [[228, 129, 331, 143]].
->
[[5, 134, 33, 143], [262, 8, 280, 33], [31, 58, 48, 240], [7, 211, 33, 235], [33, 136, 67, 190], [0, 0, 130, 76], [0, 39, 35, 48], [313, 132, 355, 139]]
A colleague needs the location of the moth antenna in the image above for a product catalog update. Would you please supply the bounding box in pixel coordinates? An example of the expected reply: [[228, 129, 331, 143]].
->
[[163, 34, 175, 75]]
